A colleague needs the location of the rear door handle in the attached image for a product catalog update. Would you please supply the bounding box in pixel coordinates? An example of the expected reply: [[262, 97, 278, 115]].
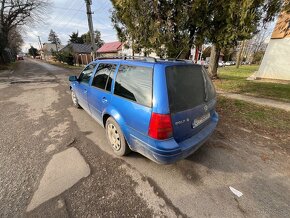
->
[[102, 97, 108, 103]]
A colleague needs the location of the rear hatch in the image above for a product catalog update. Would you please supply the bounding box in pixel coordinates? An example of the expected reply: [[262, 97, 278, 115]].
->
[[166, 64, 216, 143]]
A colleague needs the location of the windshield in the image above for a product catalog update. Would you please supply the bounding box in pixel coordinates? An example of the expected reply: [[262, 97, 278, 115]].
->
[[165, 65, 216, 113]]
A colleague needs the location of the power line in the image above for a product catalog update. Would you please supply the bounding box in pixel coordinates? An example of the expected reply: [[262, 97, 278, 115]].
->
[[92, 0, 109, 14], [49, 0, 80, 28], [61, 2, 86, 29], [51, 6, 85, 12], [93, 1, 112, 26]]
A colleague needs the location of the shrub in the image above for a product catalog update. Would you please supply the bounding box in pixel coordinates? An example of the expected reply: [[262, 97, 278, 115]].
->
[[52, 51, 74, 65]]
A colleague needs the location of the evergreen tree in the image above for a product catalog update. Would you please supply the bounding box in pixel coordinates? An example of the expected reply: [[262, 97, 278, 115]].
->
[[81, 30, 104, 48], [28, 46, 39, 58], [199, 0, 285, 77], [48, 29, 61, 51], [69, 31, 84, 44], [111, 0, 286, 77]]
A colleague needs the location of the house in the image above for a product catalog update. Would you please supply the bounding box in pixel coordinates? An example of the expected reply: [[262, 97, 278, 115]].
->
[[60, 43, 93, 65], [121, 46, 159, 58], [40, 43, 64, 60], [97, 41, 123, 57], [254, 12, 290, 81]]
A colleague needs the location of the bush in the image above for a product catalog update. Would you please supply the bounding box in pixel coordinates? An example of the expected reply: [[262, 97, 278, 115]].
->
[[52, 51, 74, 65]]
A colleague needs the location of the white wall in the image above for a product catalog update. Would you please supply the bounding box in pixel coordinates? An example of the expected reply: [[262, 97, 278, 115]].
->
[[255, 38, 290, 80]]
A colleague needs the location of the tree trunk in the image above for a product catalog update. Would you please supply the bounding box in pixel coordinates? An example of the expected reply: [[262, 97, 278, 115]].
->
[[184, 49, 191, 60], [208, 44, 220, 79], [236, 40, 246, 68], [0, 29, 10, 64]]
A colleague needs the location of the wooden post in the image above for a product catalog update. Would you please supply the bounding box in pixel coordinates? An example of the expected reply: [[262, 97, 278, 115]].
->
[[85, 54, 89, 65], [80, 54, 84, 66]]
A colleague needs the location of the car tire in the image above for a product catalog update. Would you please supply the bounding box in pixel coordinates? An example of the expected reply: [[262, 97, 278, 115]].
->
[[71, 90, 81, 108], [105, 117, 131, 156]]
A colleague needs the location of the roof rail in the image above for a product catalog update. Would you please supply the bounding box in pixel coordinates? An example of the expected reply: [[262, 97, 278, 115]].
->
[[95, 56, 122, 60], [157, 58, 193, 63], [94, 56, 193, 63], [95, 56, 157, 62], [123, 56, 157, 62]]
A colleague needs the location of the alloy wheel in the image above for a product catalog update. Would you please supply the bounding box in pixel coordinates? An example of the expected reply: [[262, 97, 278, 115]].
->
[[107, 123, 121, 151]]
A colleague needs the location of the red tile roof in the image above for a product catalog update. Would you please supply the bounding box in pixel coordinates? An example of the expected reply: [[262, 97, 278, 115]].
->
[[97, 41, 123, 53]]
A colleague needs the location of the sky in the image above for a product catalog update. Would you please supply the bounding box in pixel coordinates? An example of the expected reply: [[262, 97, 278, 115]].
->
[[22, 0, 118, 52], [22, 0, 277, 53]]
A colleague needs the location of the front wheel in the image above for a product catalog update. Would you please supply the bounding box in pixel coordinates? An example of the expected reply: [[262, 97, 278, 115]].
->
[[105, 117, 131, 156]]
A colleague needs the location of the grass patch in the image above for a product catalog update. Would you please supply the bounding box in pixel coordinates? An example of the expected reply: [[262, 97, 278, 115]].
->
[[214, 65, 290, 102], [45, 60, 84, 70], [217, 96, 290, 137]]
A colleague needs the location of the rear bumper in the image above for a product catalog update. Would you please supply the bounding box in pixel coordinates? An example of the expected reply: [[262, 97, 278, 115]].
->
[[130, 112, 218, 164]]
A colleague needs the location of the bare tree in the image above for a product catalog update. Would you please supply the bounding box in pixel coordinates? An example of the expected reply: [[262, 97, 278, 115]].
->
[[8, 27, 24, 56], [0, 0, 49, 63]]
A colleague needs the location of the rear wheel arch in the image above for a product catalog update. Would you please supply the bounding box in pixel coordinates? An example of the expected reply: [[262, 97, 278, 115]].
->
[[103, 112, 126, 132], [102, 111, 132, 149], [103, 114, 111, 128]]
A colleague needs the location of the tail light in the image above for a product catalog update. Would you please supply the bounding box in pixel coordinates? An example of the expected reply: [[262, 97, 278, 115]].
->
[[148, 113, 173, 140]]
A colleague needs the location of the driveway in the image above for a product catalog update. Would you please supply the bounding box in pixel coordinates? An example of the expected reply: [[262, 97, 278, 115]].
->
[[0, 59, 289, 217]]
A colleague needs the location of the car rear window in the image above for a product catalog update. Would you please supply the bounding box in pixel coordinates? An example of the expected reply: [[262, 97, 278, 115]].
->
[[166, 65, 216, 113], [114, 65, 153, 107]]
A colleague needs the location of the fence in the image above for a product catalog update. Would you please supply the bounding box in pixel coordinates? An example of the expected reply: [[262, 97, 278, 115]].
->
[[74, 54, 93, 66]]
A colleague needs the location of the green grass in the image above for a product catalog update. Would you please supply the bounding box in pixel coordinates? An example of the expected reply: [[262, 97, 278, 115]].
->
[[46, 60, 84, 70], [217, 96, 290, 137], [214, 65, 290, 102]]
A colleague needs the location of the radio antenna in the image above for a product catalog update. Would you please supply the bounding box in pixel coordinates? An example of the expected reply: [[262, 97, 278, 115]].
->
[[175, 35, 196, 59]]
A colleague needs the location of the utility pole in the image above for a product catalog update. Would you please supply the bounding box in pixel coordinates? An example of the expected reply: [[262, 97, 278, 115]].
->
[[38, 36, 45, 60], [85, 0, 96, 60]]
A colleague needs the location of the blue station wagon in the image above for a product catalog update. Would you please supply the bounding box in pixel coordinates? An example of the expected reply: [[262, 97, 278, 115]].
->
[[69, 57, 218, 164]]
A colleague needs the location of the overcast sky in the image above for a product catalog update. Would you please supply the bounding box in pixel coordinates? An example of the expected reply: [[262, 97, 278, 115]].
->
[[22, 0, 117, 52]]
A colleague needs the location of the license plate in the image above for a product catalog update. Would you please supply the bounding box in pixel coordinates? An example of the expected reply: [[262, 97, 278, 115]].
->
[[192, 113, 210, 128]]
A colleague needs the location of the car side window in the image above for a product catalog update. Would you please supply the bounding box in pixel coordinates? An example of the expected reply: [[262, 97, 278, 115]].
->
[[78, 64, 96, 84], [92, 63, 116, 91], [114, 65, 153, 107]]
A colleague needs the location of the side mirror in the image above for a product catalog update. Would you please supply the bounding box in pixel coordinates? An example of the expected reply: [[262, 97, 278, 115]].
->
[[69, 76, 78, 82]]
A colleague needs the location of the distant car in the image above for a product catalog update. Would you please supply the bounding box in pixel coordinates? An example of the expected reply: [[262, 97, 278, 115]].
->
[[225, 61, 231, 66], [69, 57, 218, 164], [218, 61, 224, 67], [17, 54, 24, 60]]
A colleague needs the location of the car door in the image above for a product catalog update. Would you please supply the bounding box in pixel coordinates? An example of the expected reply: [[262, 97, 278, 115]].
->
[[111, 63, 153, 135], [73, 63, 96, 112], [87, 62, 117, 123]]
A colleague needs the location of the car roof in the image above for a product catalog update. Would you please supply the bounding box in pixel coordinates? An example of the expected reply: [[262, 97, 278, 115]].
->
[[91, 57, 201, 68]]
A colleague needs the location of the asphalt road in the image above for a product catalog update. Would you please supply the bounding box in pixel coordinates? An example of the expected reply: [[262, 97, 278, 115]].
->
[[0, 59, 289, 217]]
